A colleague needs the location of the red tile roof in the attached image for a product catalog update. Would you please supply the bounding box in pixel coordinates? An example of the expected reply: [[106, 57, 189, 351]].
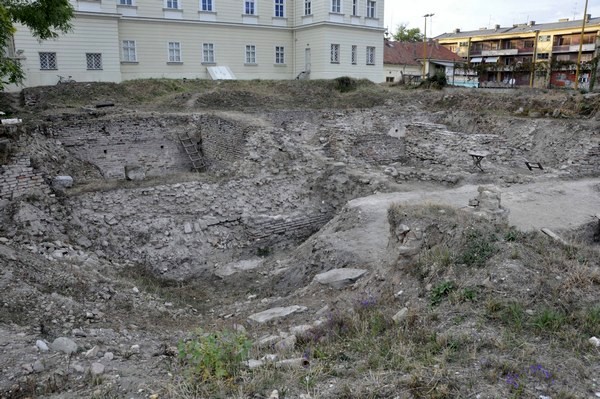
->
[[384, 40, 463, 65]]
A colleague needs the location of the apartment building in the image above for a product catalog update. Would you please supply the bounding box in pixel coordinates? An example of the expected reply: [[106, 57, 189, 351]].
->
[[6, 0, 385, 90], [436, 16, 600, 89]]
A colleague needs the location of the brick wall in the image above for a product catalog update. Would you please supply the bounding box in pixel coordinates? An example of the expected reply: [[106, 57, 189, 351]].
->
[[0, 155, 48, 200], [52, 116, 192, 179], [198, 115, 248, 167], [244, 213, 333, 246], [404, 122, 522, 167]]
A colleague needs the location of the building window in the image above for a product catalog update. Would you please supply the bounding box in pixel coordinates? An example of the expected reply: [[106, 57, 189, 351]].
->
[[119, 0, 133, 4], [275, 46, 285, 64], [202, 43, 215, 63], [39, 52, 57, 70], [366, 0, 375, 18], [168, 42, 182, 62], [523, 40, 534, 49], [386, 77, 394, 82], [352, 0, 358, 15], [366, 46, 375, 65], [537, 53, 549, 60], [330, 44, 340, 63], [245, 45, 256, 64], [539, 35, 551, 42], [166, 0, 179, 8], [122, 40, 137, 62], [274, 0, 284, 16], [351, 45, 357, 64], [201, 0, 213, 11], [331, 0, 340, 13], [86, 53, 102, 70], [245, 0, 255, 14], [304, 0, 311, 15]]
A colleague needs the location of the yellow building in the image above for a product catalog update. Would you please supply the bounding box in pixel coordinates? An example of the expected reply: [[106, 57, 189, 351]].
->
[[436, 15, 600, 89]]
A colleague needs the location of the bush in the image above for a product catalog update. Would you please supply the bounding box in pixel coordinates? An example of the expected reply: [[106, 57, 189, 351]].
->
[[334, 76, 358, 93], [177, 328, 252, 381]]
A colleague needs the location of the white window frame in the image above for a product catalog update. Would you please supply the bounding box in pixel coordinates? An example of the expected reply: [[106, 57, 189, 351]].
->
[[165, 0, 180, 9], [244, 0, 256, 15], [366, 0, 375, 18], [86, 53, 103, 70], [352, 0, 358, 15], [168, 42, 182, 62], [330, 44, 340, 63], [366, 46, 375, 65], [201, 0, 213, 11], [203, 43, 215, 63], [122, 40, 137, 62], [245, 44, 256, 64], [39, 52, 57, 70], [331, 0, 341, 13], [351, 45, 357, 65], [274, 0, 284, 17], [275, 46, 285, 64], [304, 0, 311, 15]]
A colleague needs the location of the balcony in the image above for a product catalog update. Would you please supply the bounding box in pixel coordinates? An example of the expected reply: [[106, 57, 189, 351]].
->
[[552, 43, 595, 53], [482, 49, 518, 56], [518, 47, 534, 54]]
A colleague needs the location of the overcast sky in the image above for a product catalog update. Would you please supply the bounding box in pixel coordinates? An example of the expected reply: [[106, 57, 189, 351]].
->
[[384, 0, 600, 38]]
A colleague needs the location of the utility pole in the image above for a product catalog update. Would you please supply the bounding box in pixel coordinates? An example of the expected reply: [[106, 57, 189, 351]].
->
[[422, 13, 434, 80], [575, 0, 589, 90]]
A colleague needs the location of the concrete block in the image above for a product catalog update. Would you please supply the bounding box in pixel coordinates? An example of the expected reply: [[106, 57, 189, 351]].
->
[[52, 176, 74, 189], [125, 165, 146, 181]]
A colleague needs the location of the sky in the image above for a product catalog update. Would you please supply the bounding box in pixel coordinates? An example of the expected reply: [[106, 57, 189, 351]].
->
[[384, 0, 600, 38]]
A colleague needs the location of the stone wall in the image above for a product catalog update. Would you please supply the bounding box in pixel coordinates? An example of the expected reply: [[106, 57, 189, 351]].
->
[[245, 213, 333, 246], [349, 135, 405, 164], [0, 155, 47, 200], [52, 116, 191, 179], [404, 122, 523, 167], [576, 142, 600, 175], [198, 115, 248, 167]]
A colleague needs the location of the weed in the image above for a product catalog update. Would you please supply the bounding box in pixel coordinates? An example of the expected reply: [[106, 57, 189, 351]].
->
[[504, 229, 522, 242], [177, 328, 252, 382], [532, 309, 566, 332], [256, 247, 271, 257], [459, 229, 497, 267], [430, 281, 455, 306], [582, 306, 600, 336], [457, 287, 477, 303], [503, 302, 526, 330]]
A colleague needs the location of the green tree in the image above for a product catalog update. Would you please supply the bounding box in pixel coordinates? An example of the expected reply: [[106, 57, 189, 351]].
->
[[1, 0, 73, 90], [393, 24, 424, 42]]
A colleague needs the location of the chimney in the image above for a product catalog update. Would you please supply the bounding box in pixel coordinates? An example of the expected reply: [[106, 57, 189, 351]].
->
[[527, 20, 535, 26], [558, 18, 569, 22], [454, 28, 460, 33], [494, 24, 500, 30]]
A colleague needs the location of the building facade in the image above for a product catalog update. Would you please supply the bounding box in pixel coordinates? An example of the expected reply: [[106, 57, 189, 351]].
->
[[436, 16, 600, 89], [6, 0, 385, 90], [383, 40, 463, 85]]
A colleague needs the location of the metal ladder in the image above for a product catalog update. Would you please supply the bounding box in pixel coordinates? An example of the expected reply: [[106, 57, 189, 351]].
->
[[178, 132, 204, 172]]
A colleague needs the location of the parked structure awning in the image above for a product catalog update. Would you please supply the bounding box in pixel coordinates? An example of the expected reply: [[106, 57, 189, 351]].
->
[[470, 57, 483, 63], [485, 57, 499, 63]]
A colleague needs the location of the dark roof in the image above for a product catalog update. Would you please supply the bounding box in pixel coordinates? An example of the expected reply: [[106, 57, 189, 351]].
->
[[383, 40, 463, 65], [435, 16, 600, 40]]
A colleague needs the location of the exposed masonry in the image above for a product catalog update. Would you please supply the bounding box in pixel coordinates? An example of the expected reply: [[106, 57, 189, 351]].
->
[[0, 155, 47, 200], [404, 122, 524, 167], [245, 213, 333, 245], [51, 117, 190, 179], [197, 115, 248, 166], [46, 114, 253, 178]]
